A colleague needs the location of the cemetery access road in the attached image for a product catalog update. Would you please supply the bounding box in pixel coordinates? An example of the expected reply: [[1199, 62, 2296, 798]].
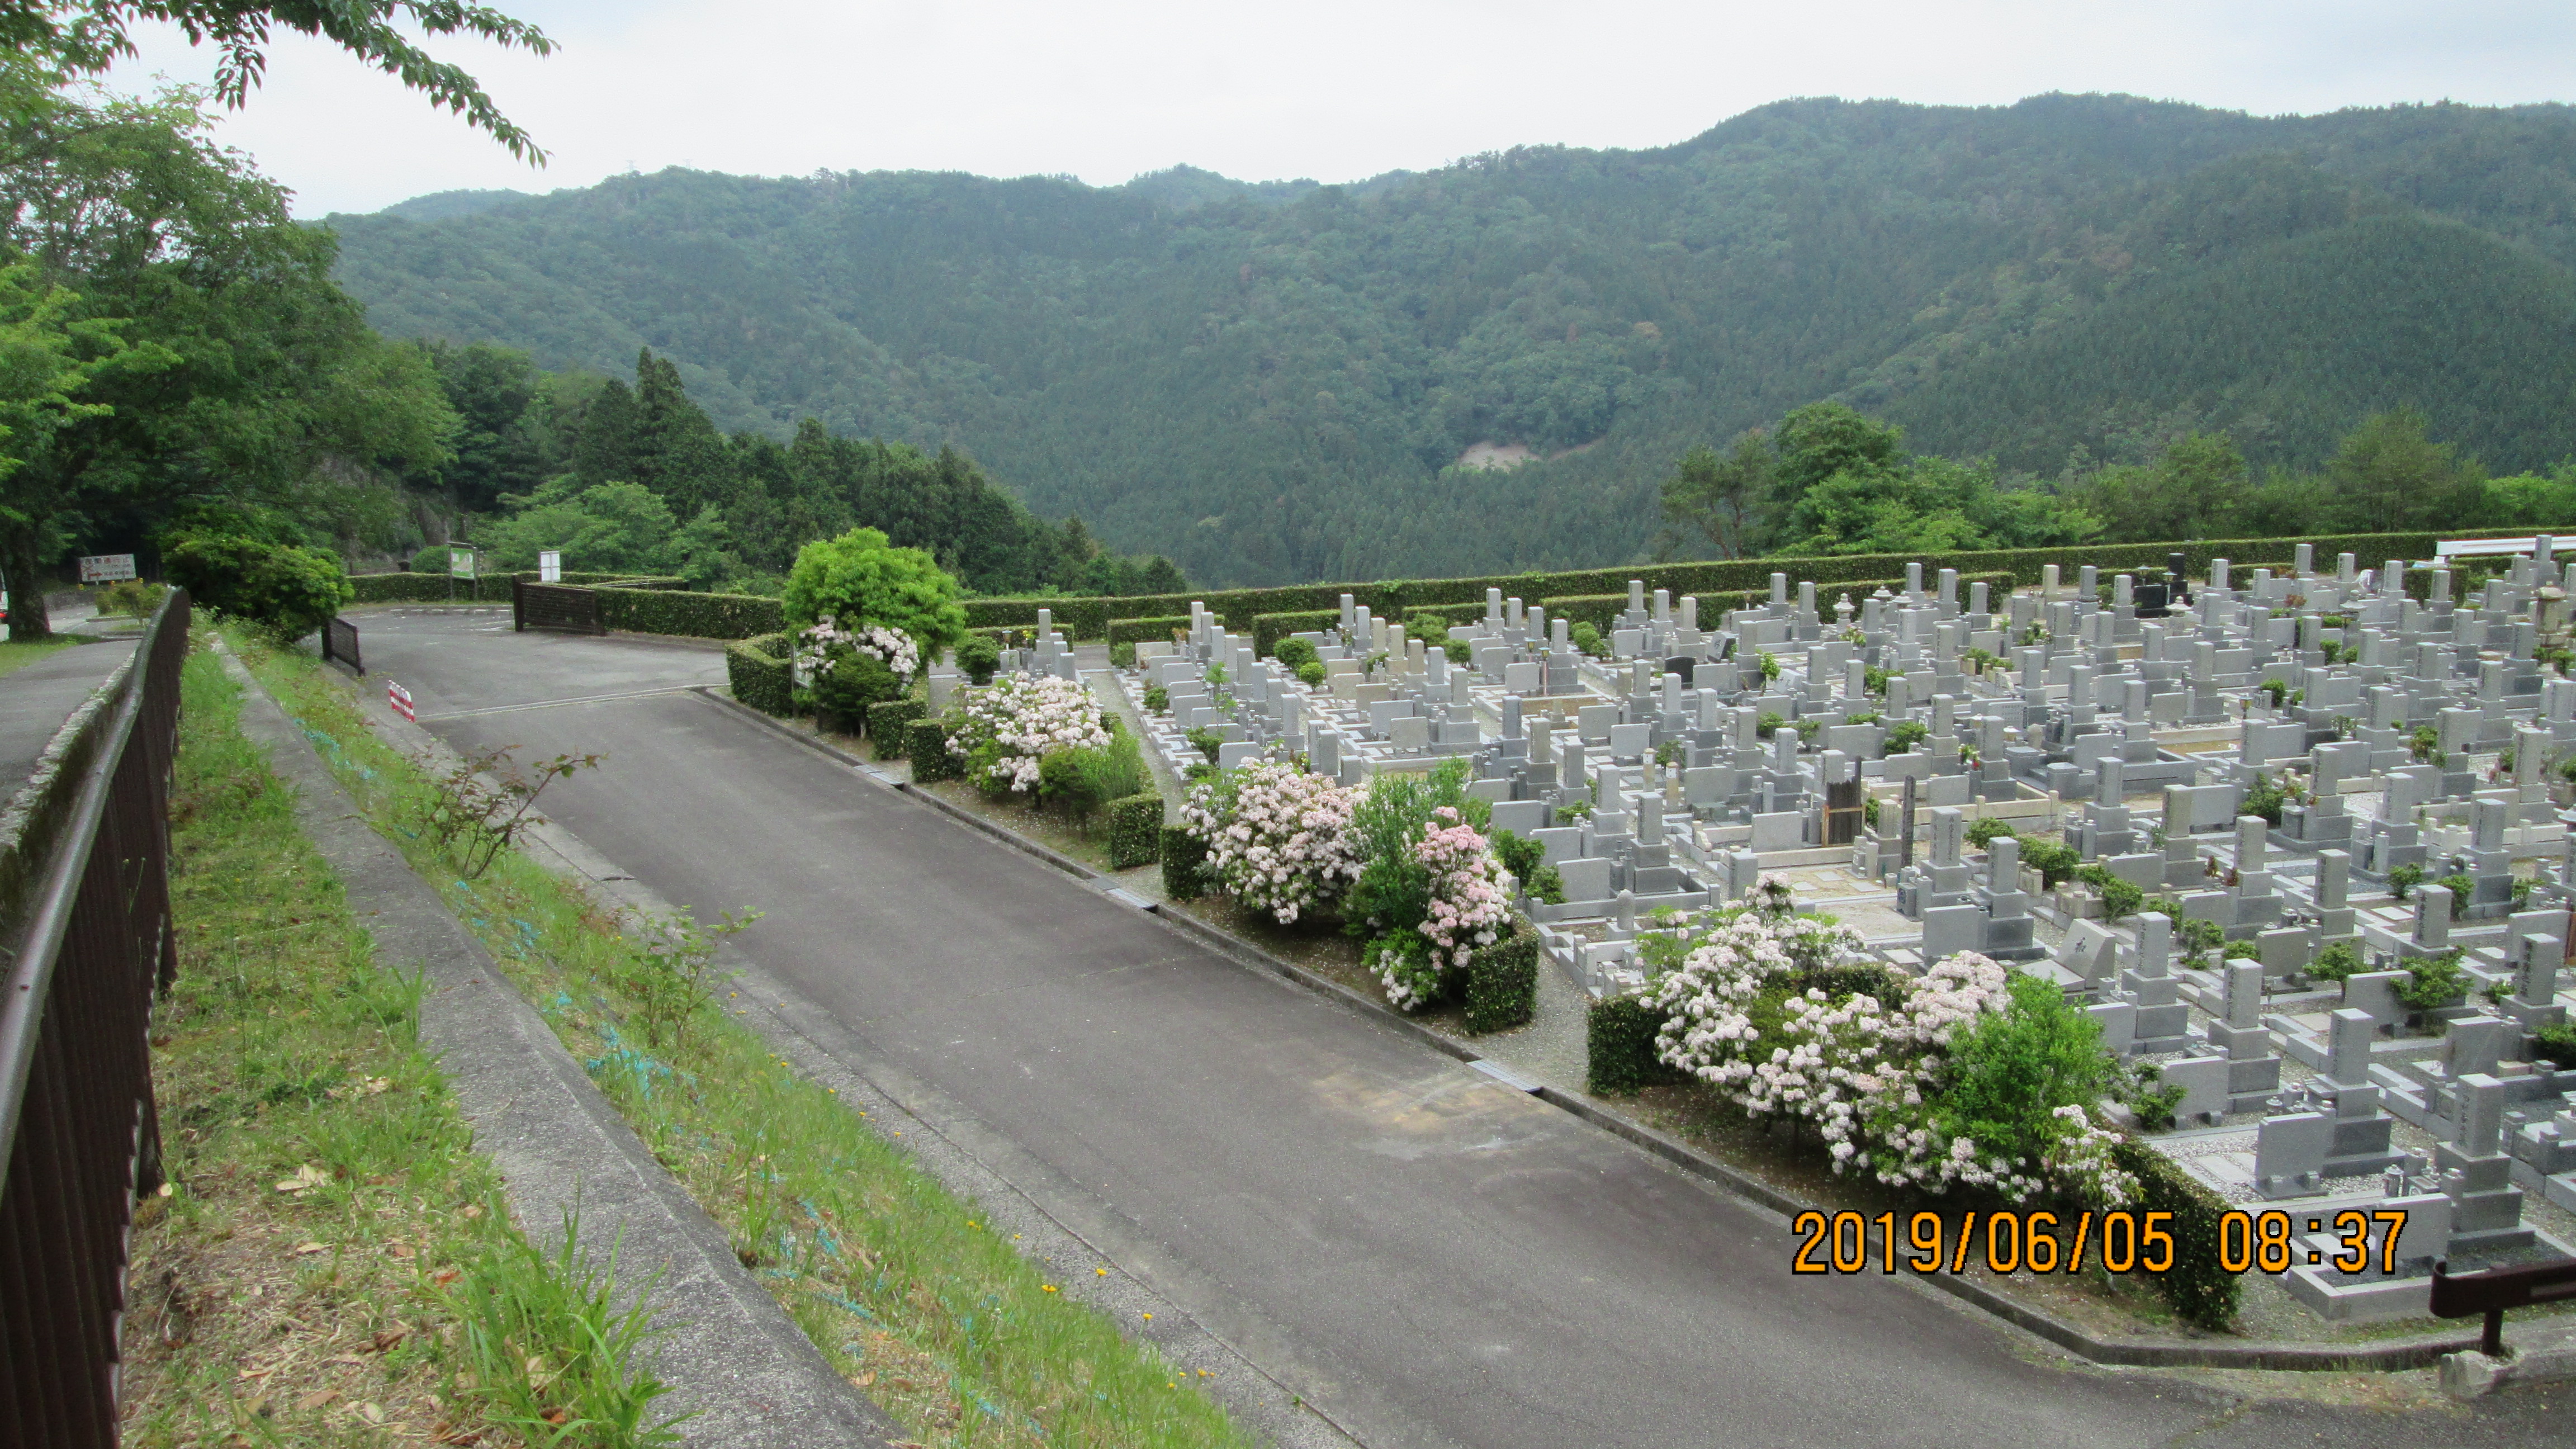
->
[[349, 610, 2566, 1449]]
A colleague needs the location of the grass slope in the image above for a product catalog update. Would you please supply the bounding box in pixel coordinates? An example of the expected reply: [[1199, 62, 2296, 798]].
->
[[125, 645, 678, 1447], [233, 631, 1254, 1449]]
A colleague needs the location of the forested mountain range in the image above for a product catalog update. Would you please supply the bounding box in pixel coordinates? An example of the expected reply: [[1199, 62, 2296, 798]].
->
[[330, 93, 2576, 588]]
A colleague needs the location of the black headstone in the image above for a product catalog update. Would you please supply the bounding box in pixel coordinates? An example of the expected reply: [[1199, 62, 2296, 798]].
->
[[1663, 655, 1696, 685]]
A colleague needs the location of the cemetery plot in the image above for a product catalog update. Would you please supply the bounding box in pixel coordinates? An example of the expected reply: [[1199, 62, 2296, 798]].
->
[[1086, 542, 2576, 1328]]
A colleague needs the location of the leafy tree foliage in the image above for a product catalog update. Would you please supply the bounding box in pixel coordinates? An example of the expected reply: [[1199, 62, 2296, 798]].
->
[[782, 526, 968, 659], [162, 529, 349, 641]]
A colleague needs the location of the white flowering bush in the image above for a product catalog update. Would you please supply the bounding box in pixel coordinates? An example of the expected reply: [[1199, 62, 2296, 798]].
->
[[793, 614, 920, 684], [1180, 761, 1362, 924], [945, 673, 1111, 794], [1646, 924, 2133, 1207]]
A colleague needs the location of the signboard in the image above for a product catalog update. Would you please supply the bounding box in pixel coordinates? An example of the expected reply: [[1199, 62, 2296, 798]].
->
[[449, 546, 479, 581], [79, 553, 137, 583], [539, 549, 562, 584]]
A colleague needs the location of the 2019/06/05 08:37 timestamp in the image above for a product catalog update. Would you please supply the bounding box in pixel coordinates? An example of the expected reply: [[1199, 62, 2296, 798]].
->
[[1789, 1208, 2412, 1276]]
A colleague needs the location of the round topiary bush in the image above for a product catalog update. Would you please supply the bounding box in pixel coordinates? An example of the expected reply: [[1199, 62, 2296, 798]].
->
[[1273, 636, 1318, 670]]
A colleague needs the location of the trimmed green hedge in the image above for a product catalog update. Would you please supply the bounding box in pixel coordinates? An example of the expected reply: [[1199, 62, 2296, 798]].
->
[[347, 570, 685, 604], [1251, 610, 1341, 655], [2109, 1139, 2241, 1330], [1159, 823, 1207, 899], [868, 699, 925, 759], [1107, 615, 1191, 647], [1106, 794, 1162, 869], [594, 586, 784, 640], [1464, 917, 1540, 1035], [908, 719, 961, 780], [959, 532, 2456, 640], [726, 632, 794, 716], [1587, 994, 1684, 1095]]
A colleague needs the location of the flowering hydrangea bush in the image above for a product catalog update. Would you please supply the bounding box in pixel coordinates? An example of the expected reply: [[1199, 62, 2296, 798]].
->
[[792, 614, 920, 684], [1644, 919, 2134, 1206], [1366, 807, 1514, 1010], [945, 673, 1111, 793], [1180, 761, 1362, 924]]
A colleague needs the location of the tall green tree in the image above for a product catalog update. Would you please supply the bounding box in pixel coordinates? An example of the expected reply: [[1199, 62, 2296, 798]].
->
[[1, 84, 457, 637], [2324, 407, 2484, 534], [1656, 432, 1774, 560]]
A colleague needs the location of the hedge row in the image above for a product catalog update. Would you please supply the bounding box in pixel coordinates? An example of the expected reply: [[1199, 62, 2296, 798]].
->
[[1251, 610, 1342, 655], [1463, 918, 1540, 1034], [1107, 614, 1192, 647], [868, 699, 925, 759], [2109, 1139, 2241, 1330], [1106, 794, 1162, 869], [593, 586, 784, 640], [1159, 823, 1208, 898], [960, 531, 2459, 640], [909, 719, 962, 780], [726, 632, 794, 716], [347, 570, 684, 604], [1585, 995, 1689, 1095]]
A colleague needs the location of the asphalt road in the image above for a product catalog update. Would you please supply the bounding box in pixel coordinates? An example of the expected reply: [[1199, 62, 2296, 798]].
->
[[346, 609, 2567, 1448]]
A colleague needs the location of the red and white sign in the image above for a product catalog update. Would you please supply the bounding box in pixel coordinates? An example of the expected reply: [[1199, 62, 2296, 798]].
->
[[79, 553, 137, 583], [388, 681, 415, 722]]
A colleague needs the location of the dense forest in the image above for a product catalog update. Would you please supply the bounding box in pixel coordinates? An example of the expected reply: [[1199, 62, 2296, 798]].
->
[[421, 344, 1185, 595], [332, 94, 2576, 587]]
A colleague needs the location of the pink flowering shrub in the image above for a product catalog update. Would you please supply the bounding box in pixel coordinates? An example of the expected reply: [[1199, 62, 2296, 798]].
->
[[945, 673, 1111, 794], [1179, 761, 1362, 924]]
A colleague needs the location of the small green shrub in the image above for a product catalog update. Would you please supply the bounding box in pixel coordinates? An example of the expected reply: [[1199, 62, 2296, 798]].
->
[[1964, 817, 2017, 850], [1296, 660, 1327, 686], [956, 633, 1003, 683], [2239, 773, 2287, 827], [2395, 950, 2469, 1010], [814, 650, 901, 720], [1884, 719, 1929, 752], [1464, 920, 1540, 1035], [1793, 718, 1822, 743], [908, 719, 961, 780], [1271, 636, 1319, 670], [1185, 726, 1225, 763], [2532, 1022, 2576, 1069], [1106, 640, 1135, 669], [2389, 863, 2425, 899], [2309, 940, 2365, 983], [1586, 995, 1680, 1095], [1570, 622, 1606, 657], [1105, 793, 1162, 869], [2176, 915, 2225, 960], [2437, 872, 2477, 905], [1756, 711, 1787, 739], [1159, 823, 1208, 898], [2411, 725, 2442, 763], [1039, 730, 1149, 822], [2100, 877, 2143, 920], [2020, 839, 2080, 888], [1144, 684, 1170, 712], [867, 699, 925, 759]]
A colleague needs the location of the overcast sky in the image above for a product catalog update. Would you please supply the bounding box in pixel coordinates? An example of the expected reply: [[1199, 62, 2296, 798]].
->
[[105, 0, 2576, 218]]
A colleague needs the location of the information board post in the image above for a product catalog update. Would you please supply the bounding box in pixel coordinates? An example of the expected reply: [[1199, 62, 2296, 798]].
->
[[448, 544, 477, 602], [78, 554, 138, 585]]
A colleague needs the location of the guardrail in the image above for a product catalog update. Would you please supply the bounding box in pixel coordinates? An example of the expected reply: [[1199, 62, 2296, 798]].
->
[[1, 590, 190, 1447], [2431, 1255, 2576, 1357]]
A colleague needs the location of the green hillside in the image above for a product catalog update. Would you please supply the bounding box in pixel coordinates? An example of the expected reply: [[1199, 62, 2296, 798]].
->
[[328, 94, 2576, 586]]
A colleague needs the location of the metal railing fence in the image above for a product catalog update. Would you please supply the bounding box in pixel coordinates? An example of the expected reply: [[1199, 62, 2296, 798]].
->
[[0, 590, 190, 1447]]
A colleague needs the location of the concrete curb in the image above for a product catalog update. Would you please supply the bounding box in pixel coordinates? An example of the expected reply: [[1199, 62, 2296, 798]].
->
[[690, 687, 2509, 1376], [216, 648, 906, 1449]]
